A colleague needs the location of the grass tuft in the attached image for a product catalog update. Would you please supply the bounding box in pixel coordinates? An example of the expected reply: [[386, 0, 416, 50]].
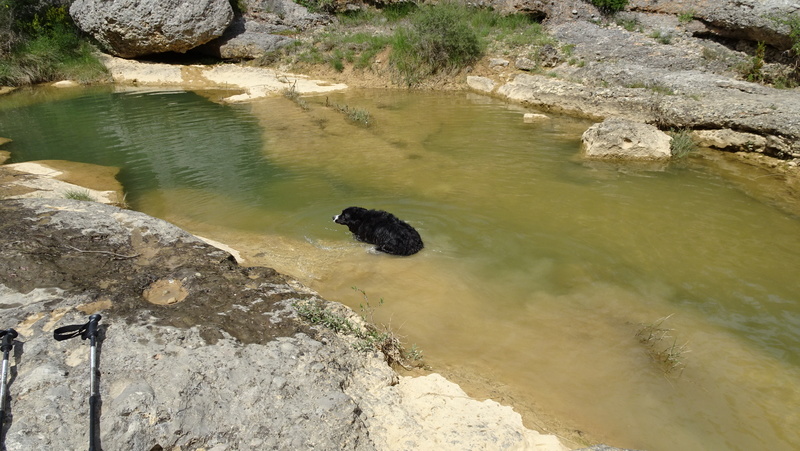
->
[[293, 287, 423, 368], [669, 129, 696, 158], [325, 97, 372, 126], [281, 82, 310, 110], [636, 315, 690, 376], [63, 189, 96, 202]]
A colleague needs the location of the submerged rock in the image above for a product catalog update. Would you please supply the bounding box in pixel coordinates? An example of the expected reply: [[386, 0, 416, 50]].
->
[[582, 117, 672, 160]]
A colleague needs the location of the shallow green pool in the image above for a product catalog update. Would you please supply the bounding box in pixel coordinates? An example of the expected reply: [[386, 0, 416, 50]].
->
[[2, 86, 799, 450]]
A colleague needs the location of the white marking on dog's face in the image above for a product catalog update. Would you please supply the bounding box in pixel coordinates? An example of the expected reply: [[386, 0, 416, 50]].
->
[[333, 214, 340, 222]]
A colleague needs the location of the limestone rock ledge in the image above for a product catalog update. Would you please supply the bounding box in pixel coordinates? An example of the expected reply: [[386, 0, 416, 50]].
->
[[0, 161, 125, 205], [0, 198, 568, 450], [97, 54, 347, 102]]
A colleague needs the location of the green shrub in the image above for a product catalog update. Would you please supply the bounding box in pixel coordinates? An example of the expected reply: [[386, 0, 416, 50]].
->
[[382, 2, 417, 22], [677, 10, 696, 25], [271, 3, 551, 86], [589, 0, 628, 14], [0, 2, 107, 86], [295, 0, 335, 13], [772, 13, 800, 55], [390, 2, 482, 86], [737, 41, 766, 83]]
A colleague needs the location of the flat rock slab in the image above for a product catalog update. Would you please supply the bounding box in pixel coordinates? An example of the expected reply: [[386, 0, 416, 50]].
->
[[98, 54, 347, 102]]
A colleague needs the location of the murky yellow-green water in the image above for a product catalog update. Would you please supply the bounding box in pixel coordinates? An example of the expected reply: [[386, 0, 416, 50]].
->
[[2, 87, 799, 450]]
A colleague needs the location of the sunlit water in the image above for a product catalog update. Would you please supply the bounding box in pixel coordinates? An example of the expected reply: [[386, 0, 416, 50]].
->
[[2, 87, 799, 450]]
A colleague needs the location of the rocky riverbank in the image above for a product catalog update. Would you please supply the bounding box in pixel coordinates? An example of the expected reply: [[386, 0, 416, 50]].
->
[[0, 193, 570, 450], [2, 1, 800, 448], [70, 0, 800, 214]]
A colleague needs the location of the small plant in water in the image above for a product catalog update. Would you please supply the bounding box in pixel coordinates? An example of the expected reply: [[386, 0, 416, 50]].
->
[[63, 189, 96, 202], [636, 314, 690, 376], [325, 98, 372, 126], [669, 129, 697, 158], [281, 82, 309, 110]]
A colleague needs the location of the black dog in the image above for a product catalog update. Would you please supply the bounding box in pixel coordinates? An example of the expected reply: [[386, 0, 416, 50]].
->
[[333, 207, 424, 256]]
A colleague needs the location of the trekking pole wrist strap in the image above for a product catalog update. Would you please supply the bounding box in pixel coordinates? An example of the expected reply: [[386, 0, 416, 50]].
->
[[53, 323, 88, 341], [53, 314, 102, 341]]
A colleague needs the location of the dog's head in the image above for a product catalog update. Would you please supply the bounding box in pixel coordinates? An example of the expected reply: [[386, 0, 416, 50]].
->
[[333, 206, 367, 226]]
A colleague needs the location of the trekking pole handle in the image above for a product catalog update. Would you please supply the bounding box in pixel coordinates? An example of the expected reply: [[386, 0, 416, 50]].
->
[[86, 314, 101, 341], [0, 329, 17, 353]]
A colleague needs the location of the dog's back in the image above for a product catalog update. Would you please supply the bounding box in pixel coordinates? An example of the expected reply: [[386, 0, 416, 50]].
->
[[334, 207, 424, 256]]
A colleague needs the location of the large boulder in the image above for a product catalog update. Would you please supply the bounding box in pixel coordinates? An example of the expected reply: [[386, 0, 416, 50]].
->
[[582, 117, 672, 160], [247, 0, 333, 30], [200, 0, 332, 59], [69, 0, 234, 58], [628, 0, 800, 51], [197, 16, 296, 60]]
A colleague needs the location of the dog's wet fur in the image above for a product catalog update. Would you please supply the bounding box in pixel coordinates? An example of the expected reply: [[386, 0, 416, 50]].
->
[[333, 207, 424, 256]]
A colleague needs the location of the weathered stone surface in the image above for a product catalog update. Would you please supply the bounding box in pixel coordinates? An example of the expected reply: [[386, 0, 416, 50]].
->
[[582, 117, 672, 160], [69, 0, 234, 58], [467, 75, 496, 93], [489, 57, 510, 68], [0, 161, 124, 205], [198, 16, 296, 59], [97, 54, 348, 102], [0, 198, 569, 450], [485, 0, 800, 50], [516, 57, 537, 71], [693, 128, 769, 153], [489, 20, 800, 160], [200, 0, 334, 60], [247, 0, 333, 30], [628, 0, 800, 50], [487, 0, 601, 22]]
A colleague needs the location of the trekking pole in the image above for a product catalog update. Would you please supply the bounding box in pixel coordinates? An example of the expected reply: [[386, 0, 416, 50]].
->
[[54, 314, 102, 451], [0, 328, 18, 432]]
